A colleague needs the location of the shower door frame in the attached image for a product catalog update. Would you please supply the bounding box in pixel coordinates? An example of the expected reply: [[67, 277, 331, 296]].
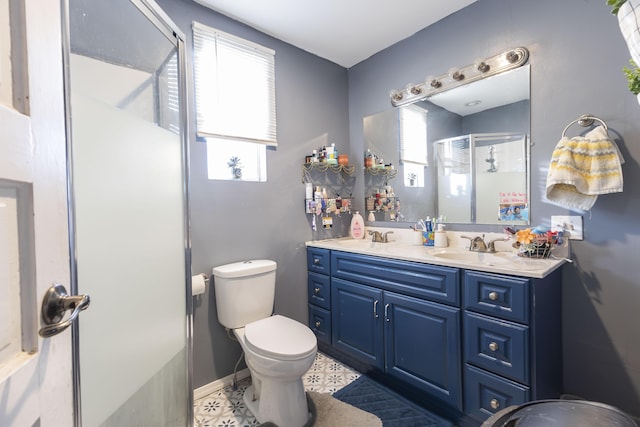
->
[[60, 0, 193, 425]]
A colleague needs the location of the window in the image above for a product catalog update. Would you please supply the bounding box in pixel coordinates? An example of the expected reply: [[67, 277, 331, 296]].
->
[[192, 22, 276, 181], [399, 105, 428, 188]]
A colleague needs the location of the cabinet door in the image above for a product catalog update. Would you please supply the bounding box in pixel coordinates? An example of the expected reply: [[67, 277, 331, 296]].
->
[[384, 292, 462, 409], [331, 278, 384, 369]]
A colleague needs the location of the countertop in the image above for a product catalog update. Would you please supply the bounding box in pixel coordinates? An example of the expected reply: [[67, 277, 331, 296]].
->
[[305, 228, 567, 279]]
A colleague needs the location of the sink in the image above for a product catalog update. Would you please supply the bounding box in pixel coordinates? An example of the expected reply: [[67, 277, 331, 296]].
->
[[333, 238, 373, 248], [430, 250, 514, 266]]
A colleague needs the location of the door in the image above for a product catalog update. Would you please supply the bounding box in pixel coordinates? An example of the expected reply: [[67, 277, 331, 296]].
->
[[384, 292, 462, 409], [65, 0, 192, 426], [331, 278, 384, 368], [0, 0, 75, 426]]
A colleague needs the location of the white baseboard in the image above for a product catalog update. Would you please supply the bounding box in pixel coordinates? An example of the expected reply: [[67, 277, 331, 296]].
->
[[193, 368, 251, 401]]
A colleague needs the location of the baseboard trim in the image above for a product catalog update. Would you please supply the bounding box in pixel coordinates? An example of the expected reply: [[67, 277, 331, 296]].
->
[[194, 368, 251, 401]]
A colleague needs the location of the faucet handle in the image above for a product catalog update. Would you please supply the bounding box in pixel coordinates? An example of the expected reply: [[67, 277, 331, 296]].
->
[[487, 237, 510, 252], [382, 231, 394, 242]]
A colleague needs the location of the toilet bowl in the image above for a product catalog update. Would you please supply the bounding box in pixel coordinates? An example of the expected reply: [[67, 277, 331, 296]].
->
[[234, 315, 317, 427], [212, 260, 318, 427]]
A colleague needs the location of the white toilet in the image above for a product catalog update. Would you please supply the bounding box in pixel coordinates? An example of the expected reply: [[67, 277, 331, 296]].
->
[[212, 259, 318, 427]]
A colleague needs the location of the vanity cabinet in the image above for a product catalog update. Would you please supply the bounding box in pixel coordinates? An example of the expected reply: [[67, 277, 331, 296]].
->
[[305, 244, 562, 424], [462, 270, 562, 422]]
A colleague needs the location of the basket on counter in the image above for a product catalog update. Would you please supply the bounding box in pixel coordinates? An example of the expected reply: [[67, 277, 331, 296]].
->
[[513, 228, 560, 259], [517, 242, 553, 258]]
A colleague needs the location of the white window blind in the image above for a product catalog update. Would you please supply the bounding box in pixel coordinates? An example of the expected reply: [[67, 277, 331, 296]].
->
[[399, 105, 428, 165], [192, 21, 277, 146]]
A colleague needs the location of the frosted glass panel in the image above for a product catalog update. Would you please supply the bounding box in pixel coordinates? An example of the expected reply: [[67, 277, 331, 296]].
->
[[68, 0, 189, 425]]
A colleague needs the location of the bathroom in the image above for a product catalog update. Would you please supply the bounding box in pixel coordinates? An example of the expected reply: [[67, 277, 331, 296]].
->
[[181, 0, 640, 419], [2, 0, 640, 425]]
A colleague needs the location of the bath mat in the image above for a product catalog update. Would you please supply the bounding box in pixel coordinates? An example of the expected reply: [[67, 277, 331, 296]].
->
[[332, 376, 453, 427], [259, 391, 382, 427]]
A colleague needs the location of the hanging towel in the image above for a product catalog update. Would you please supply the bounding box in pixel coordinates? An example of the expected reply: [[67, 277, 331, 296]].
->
[[546, 125, 624, 211]]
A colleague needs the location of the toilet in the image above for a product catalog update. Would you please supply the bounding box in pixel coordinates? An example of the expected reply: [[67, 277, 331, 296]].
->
[[212, 259, 318, 427]]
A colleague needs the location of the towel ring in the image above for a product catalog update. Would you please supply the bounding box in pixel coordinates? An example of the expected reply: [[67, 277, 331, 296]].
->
[[562, 114, 608, 138]]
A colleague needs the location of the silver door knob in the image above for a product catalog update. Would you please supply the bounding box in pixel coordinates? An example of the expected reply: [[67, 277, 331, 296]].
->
[[39, 283, 90, 338], [489, 341, 499, 352], [490, 398, 500, 409], [488, 291, 498, 301]]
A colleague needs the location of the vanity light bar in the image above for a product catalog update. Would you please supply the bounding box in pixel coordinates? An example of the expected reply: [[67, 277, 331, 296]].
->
[[389, 47, 530, 107]]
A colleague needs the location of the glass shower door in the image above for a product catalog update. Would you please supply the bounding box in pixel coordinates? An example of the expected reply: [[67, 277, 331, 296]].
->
[[65, 0, 191, 425]]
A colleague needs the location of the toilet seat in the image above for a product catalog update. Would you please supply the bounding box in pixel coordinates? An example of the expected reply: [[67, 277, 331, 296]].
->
[[244, 315, 317, 361]]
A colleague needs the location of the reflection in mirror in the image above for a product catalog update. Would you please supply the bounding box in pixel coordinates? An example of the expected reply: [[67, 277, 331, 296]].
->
[[362, 64, 530, 226]]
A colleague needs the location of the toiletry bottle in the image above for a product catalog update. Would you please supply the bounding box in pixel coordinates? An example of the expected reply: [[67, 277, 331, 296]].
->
[[434, 224, 448, 247], [305, 182, 313, 200], [350, 211, 366, 239]]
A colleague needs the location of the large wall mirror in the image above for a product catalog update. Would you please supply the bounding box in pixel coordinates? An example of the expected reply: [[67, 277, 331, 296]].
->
[[363, 51, 530, 226]]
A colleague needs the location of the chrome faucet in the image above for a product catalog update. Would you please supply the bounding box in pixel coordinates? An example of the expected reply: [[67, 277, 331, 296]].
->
[[461, 234, 509, 253], [368, 230, 394, 243]]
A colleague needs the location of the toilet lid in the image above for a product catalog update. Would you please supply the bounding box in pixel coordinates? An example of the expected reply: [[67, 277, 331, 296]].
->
[[244, 315, 317, 361]]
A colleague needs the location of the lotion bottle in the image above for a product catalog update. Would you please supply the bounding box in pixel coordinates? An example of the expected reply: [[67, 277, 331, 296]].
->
[[350, 211, 366, 239]]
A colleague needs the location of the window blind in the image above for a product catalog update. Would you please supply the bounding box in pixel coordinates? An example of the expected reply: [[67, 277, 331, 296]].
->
[[192, 21, 277, 146], [399, 105, 428, 165]]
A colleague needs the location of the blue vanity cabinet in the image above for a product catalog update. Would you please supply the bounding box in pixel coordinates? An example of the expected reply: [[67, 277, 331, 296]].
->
[[463, 269, 563, 422], [330, 251, 463, 409], [307, 248, 331, 345]]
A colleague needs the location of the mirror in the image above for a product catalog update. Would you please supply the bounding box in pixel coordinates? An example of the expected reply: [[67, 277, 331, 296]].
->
[[363, 64, 530, 226]]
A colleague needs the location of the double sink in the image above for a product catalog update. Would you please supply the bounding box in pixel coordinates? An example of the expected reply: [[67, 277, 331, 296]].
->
[[315, 236, 561, 278]]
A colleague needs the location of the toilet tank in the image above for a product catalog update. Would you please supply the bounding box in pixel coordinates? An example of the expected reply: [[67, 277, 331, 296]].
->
[[212, 259, 277, 329]]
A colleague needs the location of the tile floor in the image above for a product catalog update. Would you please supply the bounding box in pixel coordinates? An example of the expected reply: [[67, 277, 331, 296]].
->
[[193, 352, 361, 427]]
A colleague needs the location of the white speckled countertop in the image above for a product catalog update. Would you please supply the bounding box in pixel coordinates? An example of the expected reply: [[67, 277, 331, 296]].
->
[[305, 227, 567, 279]]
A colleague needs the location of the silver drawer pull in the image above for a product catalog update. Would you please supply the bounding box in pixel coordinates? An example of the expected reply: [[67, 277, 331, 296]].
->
[[384, 303, 390, 322], [488, 291, 498, 301], [373, 300, 379, 318], [489, 341, 499, 352], [313, 258, 321, 265], [315, 320, 321, 329], [314, 287, 321, 295], [490, 398, 500, 410]]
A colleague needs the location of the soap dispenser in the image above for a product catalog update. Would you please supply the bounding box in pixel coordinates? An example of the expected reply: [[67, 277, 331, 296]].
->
[[434, 223, 448, 248]]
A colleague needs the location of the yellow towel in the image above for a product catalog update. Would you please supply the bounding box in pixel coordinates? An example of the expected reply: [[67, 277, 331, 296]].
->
[[546, 125, 624, 211]]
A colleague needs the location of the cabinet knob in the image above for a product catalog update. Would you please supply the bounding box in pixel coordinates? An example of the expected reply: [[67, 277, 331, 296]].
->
[[315, 320, 321, 329], [489, 341, 499, 352], [314, 287, 321, 295], [488, 291, 498, 301], [313, 258, 320, 265], [490, 398, 500, 410]]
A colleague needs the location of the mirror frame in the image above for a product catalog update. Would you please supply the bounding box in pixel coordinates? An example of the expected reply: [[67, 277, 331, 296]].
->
[[364, 48, 531, 227]]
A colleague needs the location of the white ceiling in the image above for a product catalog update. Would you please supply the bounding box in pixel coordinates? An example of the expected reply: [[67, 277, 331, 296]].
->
[[193, 0, 477, 68]]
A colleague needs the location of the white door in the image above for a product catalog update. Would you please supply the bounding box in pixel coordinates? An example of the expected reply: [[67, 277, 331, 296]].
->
[[0, 1, 75, 426]]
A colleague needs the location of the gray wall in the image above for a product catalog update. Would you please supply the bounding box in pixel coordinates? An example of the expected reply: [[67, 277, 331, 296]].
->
[[348, 0, 640, 417], [157, 0, 349, 389]]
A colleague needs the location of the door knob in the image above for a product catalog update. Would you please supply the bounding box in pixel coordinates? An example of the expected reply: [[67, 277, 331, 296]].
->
[[39, 283, 90, 338]]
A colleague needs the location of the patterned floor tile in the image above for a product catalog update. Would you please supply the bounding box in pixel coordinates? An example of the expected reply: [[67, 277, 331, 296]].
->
[[194, 352, 359, 426]]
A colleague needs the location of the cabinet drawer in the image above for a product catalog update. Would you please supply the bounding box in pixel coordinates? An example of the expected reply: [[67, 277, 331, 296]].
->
[[464, 364, 529, 422], [464, 271, 529, 323], [465, 312, 529, 384], [308, 304, 331, 345], [332, 251, 459, 305], [308, 272, 331, 310], [307, 248, 330, 274]]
